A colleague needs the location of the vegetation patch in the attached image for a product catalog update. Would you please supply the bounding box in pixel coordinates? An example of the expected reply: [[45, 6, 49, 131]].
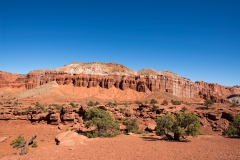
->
[[223, 115, 240, 137], [123, 118, 139, 133], [10, 135, 25, 148], [150, 99, 158, 105], [171, 100, 182, 105], [87, 101, 100, 107], [152, 105, 159, 112], [155, 113, 201, 141], [69, 102, 78, 108], [32, 141, 38, 148], [161, 100, 168, 105], [35, 102, 45, 111], [204, 99, 214, 109], [84, 108, 120, 138], [107, 101, 118, 107]]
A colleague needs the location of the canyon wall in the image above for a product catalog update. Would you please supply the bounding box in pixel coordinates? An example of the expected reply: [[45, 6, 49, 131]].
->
[[0, 70, 239, 102]]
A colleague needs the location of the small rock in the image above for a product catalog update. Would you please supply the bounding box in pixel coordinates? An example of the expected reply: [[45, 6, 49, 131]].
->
[[0, 137, 8, 143], [126, 132, 133, 135]]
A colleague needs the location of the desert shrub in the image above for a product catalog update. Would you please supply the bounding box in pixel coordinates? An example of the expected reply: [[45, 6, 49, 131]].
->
[[55, 104, 63, 110], [123, 118, 139, 133], [150, 99, 158, 105], [87, 101, 95, 107], [180, 106, 188, 112], [145, 101, 148, 104], [223, 115, 240, 136], [49, 104, 64, 110], [87, 101, 100, 107], [171, 100, 182, 105], [86, 130, 99, 138], [84, 108, 120, 138], [107, 101, 118, 107], [27, 106, 33, 112], [204, 99, 214, 109], [134, 100, 142, 105], [161, 100, 168, 105], [35, 102, 45, 111], [120, 108, 126, 113], [0, 102, 2, 105], [69, 102, 78, 108], [152, 105, 159, 112], [32, 141, 38, 148], [5, 101, 12, 104], [10, 135, 25, 148], [155, 113, 201, 141]]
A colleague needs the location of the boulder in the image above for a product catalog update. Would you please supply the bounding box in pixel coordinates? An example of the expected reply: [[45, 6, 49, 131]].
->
[[55, 131, 87, 146], [50, 113, 60, 125], [62, 113, 75, 121], [146, 124, 156, 132]]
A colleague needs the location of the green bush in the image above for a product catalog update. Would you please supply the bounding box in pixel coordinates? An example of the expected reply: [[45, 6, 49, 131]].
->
[[32, 141, 38, 148], [55, 104, 63, 110], [155, 113, 201, 141], [161, 100, 168, 105], [123, 118, 139, 133], [150, 99, 158, 105], [120, 108, 126, 114], [223, 115, 240, 136], [134, 100, 142, 105], [27, 106, 33, 112], [152, 106, 159, 112], [107, 101, 118, 107], [171, 100, 182, 105], [35, 102, 45, 111], [84, 108, 120, 138], [10, 135, 25, 148], [69, 102, 78, 108], [87, 101, 100, 107], [204, 99, 214, 109], [180, 106, 188, 112], [86, 130, 99, 138]]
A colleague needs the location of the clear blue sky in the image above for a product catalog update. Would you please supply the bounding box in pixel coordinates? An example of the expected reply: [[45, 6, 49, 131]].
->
[[0, 0, 239, 86]]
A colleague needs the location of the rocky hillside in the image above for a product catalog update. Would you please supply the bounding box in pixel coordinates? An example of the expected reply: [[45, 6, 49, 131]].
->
[[0, 62, 239, 102]]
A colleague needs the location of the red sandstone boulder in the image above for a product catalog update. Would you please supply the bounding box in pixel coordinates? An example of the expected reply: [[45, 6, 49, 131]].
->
[[55, 131, 87, 146], [50, 113, 60, 125], [61, 105, 75, 122], [146, 124, 156, 132]]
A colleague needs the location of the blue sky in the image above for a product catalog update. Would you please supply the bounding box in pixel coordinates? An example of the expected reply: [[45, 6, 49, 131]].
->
[[0, 0, 239, 86]]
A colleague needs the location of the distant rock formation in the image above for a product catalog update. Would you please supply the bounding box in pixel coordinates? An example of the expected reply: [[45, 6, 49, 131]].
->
[[0, 62, 240, 102]]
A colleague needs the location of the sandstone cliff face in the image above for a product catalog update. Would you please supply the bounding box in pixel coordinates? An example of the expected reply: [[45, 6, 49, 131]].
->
[[0, 62, 239, 102]]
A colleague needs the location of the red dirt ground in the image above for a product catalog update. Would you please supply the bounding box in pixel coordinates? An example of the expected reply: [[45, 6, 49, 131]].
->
[[0, 120, 240, 160]]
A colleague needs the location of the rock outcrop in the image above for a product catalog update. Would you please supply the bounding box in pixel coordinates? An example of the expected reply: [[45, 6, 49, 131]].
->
[[1, 62, 240, 102]]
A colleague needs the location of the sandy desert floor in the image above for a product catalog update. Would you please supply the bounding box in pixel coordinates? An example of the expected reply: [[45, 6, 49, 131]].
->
[[0, 121, 240, 160]]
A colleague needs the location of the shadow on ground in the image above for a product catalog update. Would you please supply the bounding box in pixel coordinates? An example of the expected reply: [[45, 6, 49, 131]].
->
[[140, 136, 191, 142]]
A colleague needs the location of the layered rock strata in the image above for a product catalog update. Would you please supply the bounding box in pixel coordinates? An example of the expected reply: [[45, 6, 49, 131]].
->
[[0, 62, 239, 102]]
